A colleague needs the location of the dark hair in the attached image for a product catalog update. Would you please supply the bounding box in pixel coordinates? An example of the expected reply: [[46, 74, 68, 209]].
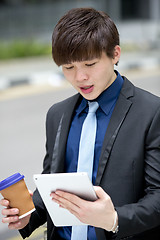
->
[[52, 8, 120, 66]]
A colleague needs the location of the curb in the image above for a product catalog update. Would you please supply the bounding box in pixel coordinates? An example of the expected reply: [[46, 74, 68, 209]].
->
[[0, 72, 65, 91]]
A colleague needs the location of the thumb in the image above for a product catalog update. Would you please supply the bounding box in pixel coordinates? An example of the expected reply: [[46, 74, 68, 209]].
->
[[93, 186, 109, 199], [28, 190, 33, 197]]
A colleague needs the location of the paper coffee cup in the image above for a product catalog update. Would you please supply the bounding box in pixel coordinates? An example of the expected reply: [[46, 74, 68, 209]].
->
[[0, 173, 35, 219]]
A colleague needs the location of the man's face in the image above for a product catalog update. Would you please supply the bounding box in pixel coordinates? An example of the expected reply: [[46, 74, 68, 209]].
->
[[62, 50, 120, 100]]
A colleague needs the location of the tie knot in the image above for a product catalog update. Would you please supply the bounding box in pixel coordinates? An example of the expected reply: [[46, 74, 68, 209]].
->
[[88, 101, 99, 113]]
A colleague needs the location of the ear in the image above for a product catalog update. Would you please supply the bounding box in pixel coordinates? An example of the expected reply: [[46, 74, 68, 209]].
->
[[112, 45, 121, 65]]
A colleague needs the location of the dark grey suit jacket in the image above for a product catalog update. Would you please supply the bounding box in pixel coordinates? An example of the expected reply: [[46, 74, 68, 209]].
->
[[20, 77, 160, 239]]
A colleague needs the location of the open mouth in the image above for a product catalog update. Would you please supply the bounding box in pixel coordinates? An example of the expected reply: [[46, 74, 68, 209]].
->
[[80, 85, 94, 93], [83, 86, 92, 89]]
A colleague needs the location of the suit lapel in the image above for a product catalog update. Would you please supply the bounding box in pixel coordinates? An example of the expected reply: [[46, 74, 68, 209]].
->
[[50, 93, 80, 173], [96, 78, 134, 185]]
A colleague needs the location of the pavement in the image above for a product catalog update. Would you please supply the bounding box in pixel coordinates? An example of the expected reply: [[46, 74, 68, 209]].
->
[[0, 49, 160, 92], [1, 225, 47, 240]]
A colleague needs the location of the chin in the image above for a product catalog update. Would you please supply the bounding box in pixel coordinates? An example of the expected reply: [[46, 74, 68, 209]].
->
[[83, 95, 98, 101]]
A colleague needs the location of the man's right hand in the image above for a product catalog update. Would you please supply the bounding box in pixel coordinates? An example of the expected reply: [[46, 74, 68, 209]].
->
[[0, 196, 32, 230]]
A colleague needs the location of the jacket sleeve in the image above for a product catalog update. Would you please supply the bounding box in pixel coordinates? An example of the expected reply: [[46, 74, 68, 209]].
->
[[19, 190, 47, 238], [116, 107, 160, 239]]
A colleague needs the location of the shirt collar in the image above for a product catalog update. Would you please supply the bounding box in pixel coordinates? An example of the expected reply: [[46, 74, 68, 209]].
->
[[96, 71, 124, 115], [75, 97, 88, 115], [76, 71, 124, 116]]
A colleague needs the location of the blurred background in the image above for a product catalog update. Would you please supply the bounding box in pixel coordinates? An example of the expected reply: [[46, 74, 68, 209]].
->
[[0, 0, 160, 239]]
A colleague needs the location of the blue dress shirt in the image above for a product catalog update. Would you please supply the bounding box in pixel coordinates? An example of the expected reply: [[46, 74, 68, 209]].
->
[[57, 71, 123, 240]]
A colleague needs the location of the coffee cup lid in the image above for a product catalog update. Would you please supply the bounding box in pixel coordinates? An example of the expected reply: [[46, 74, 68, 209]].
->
[[0, 173, 24, 191]]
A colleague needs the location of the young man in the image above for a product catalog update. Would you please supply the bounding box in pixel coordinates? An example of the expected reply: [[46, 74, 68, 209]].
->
[[1, 7, 160, 240]]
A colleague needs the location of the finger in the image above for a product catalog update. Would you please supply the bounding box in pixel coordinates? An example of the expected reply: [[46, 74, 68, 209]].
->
[[52, 192, 80, 208], [57, 200, 84, 222], [54, 191, 94, 222], [51, 191, 97, 224], [8, 220, 22, 230], [0, 199, 10, 207], [94, 186, 115, 214], [51, 192, 82, 214], [55, 191, 84, 206], [2, 215, 19, 224], [2, 207, 19, 216]]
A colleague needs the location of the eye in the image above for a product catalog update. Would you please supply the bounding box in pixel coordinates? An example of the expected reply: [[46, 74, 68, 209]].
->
[[65, 66, 74, 70], [85, 62, 96, 67]]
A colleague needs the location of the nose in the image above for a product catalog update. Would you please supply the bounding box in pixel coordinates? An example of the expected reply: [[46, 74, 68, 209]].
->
[[75, 69, 89, 82]]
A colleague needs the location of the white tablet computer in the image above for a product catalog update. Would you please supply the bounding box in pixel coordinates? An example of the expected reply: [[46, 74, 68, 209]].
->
[[33, 172, 97, 226]]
